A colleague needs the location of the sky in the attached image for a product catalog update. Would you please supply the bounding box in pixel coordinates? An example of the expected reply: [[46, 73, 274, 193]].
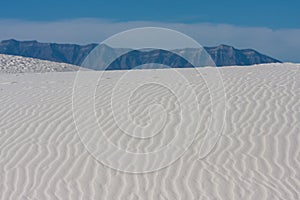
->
[[0, 0, 299, 62]]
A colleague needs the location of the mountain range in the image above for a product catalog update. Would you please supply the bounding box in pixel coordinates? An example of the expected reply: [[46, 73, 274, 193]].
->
[[0, 39, 281, 69]]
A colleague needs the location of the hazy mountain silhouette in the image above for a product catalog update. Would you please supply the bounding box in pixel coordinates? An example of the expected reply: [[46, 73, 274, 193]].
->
[[0, 39, 281, 69]]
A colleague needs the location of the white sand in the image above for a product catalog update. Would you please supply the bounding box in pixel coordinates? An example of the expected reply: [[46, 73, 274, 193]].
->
[[0, 62, 299, 199], [0, 54, 81, 73]]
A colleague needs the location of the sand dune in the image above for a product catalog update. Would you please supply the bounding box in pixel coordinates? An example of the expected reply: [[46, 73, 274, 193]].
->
[[0, 63, 299, 199], [0, 54, 81, 73]]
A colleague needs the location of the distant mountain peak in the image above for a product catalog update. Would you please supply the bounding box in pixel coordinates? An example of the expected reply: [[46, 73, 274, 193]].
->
[[204, 44, 281, 66], [217, 44, 234, 48]]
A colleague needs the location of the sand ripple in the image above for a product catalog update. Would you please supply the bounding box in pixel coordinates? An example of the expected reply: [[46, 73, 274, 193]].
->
[[0, 63, 299, 199]]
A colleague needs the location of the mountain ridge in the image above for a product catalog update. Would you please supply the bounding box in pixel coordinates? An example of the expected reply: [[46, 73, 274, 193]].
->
[[0, 39, 281, 68]]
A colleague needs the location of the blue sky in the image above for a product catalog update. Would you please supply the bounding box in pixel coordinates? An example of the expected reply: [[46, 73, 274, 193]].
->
[[0, 0, 299, 62], [1, 0, 299, 28]]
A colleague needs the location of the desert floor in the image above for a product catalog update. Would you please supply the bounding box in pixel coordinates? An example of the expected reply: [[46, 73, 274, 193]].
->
[[0, 63, 299, 200]]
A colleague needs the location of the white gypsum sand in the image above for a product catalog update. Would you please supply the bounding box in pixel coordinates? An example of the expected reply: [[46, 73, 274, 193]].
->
[[0, 54, 82, 73], [0, 61, 299, 199]]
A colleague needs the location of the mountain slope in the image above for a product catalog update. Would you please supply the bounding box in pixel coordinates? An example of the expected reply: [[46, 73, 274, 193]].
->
[[205, 44, 281, 66], [0, 39, 97, 66]]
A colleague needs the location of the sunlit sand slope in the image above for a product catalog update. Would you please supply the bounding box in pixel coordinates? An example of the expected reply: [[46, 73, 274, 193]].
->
[[0, 63, 299, 200]]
